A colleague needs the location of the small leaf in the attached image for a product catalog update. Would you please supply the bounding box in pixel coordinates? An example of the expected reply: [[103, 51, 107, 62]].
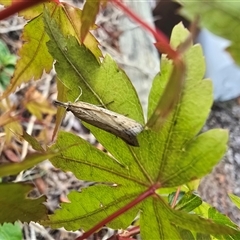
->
[[229, 193, 240, 209], [81, 0, 100, 42], [147, 23, 190, 130], [208, 207, 238, 229], [22, 131, 45, 152], [0, 9, 53, 99], [0, 40, 16, 90], [0, 222, 22, 240], [0, 183, 47, 223], [0, 152, 57, 177], [180, 0, 240, 65], [174, 192, 202, 212], [50, 2, 101, 58]]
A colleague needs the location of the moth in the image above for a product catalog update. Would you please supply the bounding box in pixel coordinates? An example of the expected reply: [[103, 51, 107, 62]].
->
[[54, 100, 144, 147]]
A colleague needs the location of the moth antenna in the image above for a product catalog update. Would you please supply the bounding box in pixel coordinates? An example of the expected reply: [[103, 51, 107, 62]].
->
[[75, 87, 83, 102]]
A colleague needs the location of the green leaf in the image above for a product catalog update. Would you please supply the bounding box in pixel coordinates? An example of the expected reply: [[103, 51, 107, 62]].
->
[[141, 198, 237, 239], [21, 131, 45, 152], [146, 57, 186, 131], [208, 207, 238, 229], [0, 9, 53, 99], [44, 187, 140, 231], [160, 129, 228, 187], [195, 202, 240, 239], [81, 0, 100, 42], [1, 1, 101, 99], [147, 23, 189, 130], [44, 22, 231, 238], [49, 2, 101, 58], [174, 192, 202, 212], [0, 183, 47, 223], [0, 152, 57, 177], [0, 222, 22, 240], [229, 193, 240, 209], [179, 0, 240, 65], [140, 198, 182, 239], [0, 40, 16, 90], [44, 8, 144, 153]]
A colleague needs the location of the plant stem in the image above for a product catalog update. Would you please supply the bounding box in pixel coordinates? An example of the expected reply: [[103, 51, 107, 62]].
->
[[0, 0, 59, 20], [76, 183, 161, 240], [111, 0, 179, 60]]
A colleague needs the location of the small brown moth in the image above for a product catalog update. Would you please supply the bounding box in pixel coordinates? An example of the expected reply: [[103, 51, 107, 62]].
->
[[54, 100, 144, 147]]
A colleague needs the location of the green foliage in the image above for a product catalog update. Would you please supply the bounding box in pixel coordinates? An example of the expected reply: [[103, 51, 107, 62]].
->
[[38, 16, 235, 238], [229, 193, 240, 210], [81, 0, 100, 42], [0, 222, 22, 240], [0, 183, 47, 223], [0, 40, 16, 90], [0, 1, 101, 99], [179, 0, 240, 65], [0, 152, 57, 177], [0, 1, 239, 239]]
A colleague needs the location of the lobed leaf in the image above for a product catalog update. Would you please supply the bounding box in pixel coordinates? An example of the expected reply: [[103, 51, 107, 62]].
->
[[45, 22, 231, 237], [0, 7, 53, 99], [1, 1, 101, 99], [44, 8, 144, 155], [0, 183, 47, 223], [140, 198, 237, 239]]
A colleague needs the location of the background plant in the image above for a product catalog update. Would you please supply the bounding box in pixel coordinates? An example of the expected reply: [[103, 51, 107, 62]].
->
[[0, 0, 240, 239]]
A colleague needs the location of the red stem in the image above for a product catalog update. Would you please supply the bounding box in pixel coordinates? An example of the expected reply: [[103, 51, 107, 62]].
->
[[0, 0, 59, 21], [111, 0, 179, 60], [76, 183, 160, 240]]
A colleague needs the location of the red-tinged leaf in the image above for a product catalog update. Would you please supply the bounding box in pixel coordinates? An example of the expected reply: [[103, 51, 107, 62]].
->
[[52, 79, 68, 140], [0, 0, 47, 21], [81, 0, 100, 42], [0, 183, 48, 223], [146, 56, 186, 131], [22, 131, 45, 152], [0, 151, 57, 177], [0, 3, 55, 100], [19, 3, 45, 20], [1, 0, 47, 20], [57, 2, 102, 58]]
